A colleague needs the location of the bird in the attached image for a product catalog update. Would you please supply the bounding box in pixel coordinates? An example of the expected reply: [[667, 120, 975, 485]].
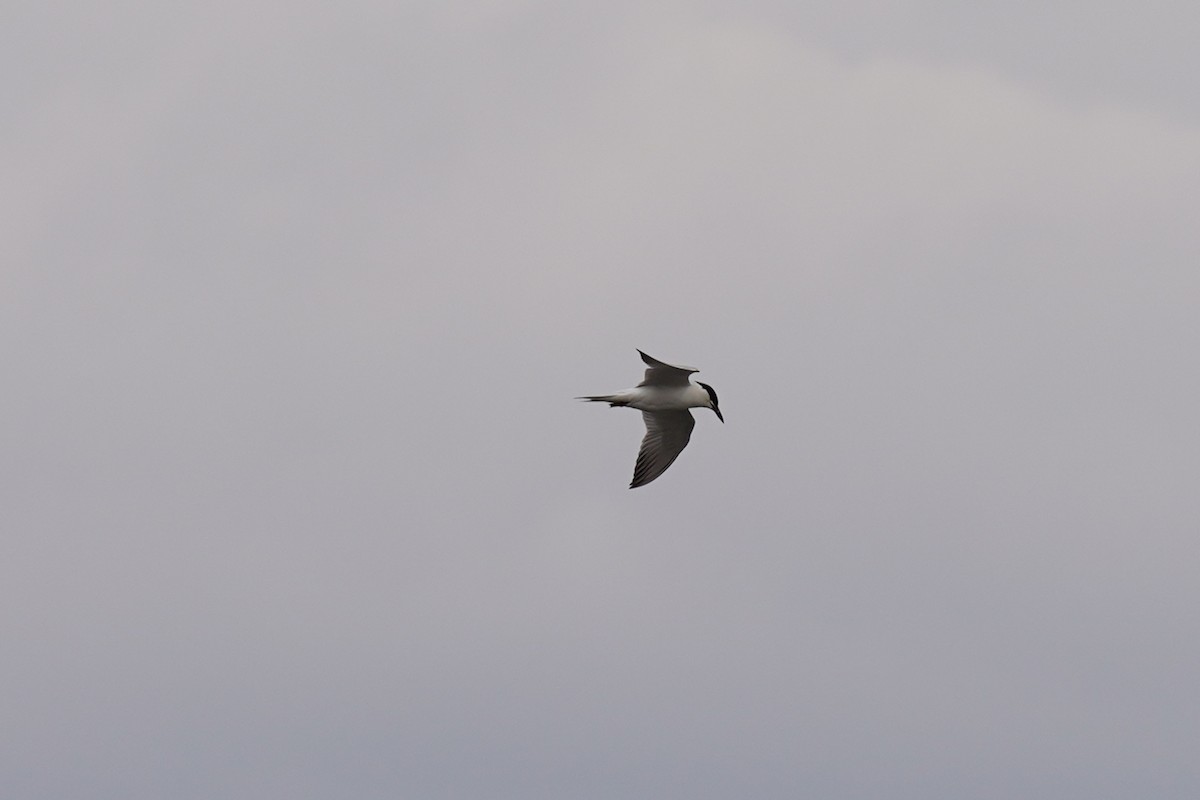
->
[[578, 350, 723, 488]]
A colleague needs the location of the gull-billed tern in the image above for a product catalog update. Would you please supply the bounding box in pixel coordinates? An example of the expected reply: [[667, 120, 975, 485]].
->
[[578, 350, 723, 488]]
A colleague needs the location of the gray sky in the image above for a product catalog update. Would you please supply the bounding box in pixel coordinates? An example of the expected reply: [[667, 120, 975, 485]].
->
[[5, 2, 1200, 798]]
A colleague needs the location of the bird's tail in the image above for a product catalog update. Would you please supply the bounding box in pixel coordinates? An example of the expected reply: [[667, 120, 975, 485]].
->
[[576, 394, 629, 407]]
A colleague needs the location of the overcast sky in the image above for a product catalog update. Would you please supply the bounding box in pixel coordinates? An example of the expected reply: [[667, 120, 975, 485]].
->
[[5, 2, 1200, 798]]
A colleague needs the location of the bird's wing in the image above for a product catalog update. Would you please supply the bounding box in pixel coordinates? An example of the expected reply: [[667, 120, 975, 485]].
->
[[630, 410, 696, 488], [637, 349, 698, 387]]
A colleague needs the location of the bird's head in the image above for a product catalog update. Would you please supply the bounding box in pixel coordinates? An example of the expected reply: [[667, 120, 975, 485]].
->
[[697, 381, 723, 423]]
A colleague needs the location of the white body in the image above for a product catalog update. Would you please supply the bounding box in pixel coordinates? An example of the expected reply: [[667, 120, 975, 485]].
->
[[608, 384, 713, 412]]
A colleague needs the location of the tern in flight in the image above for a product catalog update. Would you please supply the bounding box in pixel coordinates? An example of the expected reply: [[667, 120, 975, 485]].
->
[[578, 350, 723, 488]]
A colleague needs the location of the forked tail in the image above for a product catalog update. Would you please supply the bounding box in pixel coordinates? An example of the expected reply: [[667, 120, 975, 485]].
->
[[576, 394, 629, 407]]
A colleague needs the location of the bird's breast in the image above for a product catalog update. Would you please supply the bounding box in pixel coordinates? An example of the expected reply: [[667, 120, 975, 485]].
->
[[623, 385, 707, 412]]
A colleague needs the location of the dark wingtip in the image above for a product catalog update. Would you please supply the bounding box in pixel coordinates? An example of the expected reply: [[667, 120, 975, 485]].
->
[[629, 465, 649, 489]]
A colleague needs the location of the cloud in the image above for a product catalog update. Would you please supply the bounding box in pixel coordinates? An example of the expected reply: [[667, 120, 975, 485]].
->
[[4, 4, 1200, 798]]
